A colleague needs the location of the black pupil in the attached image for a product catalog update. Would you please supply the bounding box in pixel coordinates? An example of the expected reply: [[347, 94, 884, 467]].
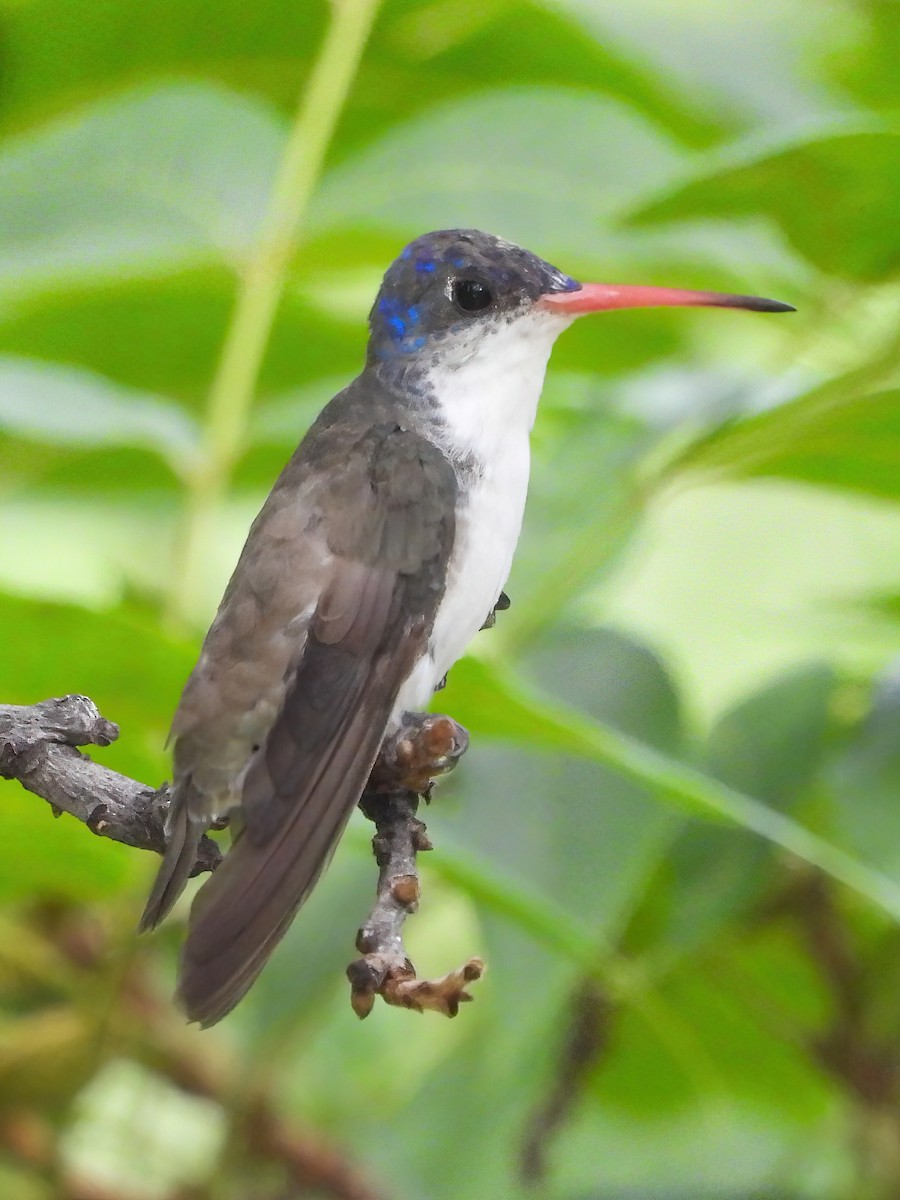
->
[[454, 279, 492, 312]]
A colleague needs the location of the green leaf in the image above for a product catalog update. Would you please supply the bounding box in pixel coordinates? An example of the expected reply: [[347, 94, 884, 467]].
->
[[0, 271, 236, 412], [0, 1163, 48, 1200], [441, 654, 900, 922], [379, 0, 724, 149], [825, 0, 900, 113], [706, 663, 835, 806], [840, 590, 900, 629], [829, 664, 900, 880], [0, 356, 199, 474], [440, 629, 681, 931], [0, 83, 284, 301], [0, 271, 362, 430], [530, 626, 683, 750], [0, 0, 720, 152], [625, 117, 900, 281], [661, 665, 836, 954], [311, 88, 686, 263], [664, 386, 900, 503], [570, 931, 831, 1153]]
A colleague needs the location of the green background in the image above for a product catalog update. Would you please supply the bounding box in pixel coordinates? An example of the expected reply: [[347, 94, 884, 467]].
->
[[2, 1, 900, 1196]]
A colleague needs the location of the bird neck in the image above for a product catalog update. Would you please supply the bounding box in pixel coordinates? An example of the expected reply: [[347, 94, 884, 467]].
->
[[370, 310, 569, 471]]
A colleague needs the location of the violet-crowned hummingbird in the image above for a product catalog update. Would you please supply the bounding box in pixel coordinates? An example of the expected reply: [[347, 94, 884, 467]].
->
[[141, 229, 793, 1025]]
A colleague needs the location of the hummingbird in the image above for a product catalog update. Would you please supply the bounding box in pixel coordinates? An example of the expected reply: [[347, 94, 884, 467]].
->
[[141, 229, 793, 1025]]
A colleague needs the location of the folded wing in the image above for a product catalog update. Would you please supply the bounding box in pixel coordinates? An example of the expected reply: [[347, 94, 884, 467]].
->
[[176, 420, 456, 1026]]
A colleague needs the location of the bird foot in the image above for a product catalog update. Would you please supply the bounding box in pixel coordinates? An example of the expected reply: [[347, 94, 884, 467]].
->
[[350, 780, 484, 1018], [347, 953, 485, 1019], [480, 589, 510, 631], [369, 712, 469, 796], [351, 713, 482, 1019]]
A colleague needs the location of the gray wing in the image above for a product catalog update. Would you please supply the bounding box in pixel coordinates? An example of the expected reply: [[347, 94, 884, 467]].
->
[[175, 420, 456, 1026]]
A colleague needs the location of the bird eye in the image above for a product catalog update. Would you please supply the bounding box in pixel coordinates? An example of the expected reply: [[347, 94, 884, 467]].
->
[[452, 278, 493, 312]]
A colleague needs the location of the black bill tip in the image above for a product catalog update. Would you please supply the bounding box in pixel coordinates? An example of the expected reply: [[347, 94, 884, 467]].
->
[[715, 293, 797, 314]]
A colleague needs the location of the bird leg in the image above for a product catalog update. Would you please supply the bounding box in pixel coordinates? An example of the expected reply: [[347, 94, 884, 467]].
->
[[347, 712, 484, 1018]]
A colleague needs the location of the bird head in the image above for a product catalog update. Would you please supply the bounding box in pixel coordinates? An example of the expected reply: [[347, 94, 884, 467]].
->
[[367, 227, 793, 373]]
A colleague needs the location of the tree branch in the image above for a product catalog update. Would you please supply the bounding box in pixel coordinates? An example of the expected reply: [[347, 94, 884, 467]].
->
[[0, 695, 485, 1019], [347, 712, 484, 1018], [0, 695, 221, 872], [519, 978, 612, 1183]]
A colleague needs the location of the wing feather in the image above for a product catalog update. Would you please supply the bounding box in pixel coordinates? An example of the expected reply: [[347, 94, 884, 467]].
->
[[174, 419, 456, 1025]]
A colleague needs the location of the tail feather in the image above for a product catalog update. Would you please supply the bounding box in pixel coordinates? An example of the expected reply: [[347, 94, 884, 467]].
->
[[171, 554, 431, 1026], [138, 791, 206, 933], [176, 703, 386, 1027]]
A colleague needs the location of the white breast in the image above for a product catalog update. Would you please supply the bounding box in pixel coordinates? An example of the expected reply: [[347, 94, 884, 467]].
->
[[391, 308, 571, 721]]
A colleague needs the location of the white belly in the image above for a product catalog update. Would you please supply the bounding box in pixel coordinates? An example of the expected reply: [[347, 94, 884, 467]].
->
[[391, 436, 530, 720], [435, 440, 529, 658]]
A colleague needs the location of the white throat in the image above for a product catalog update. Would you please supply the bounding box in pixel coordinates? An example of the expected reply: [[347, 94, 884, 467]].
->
[[429, 308, 572, 464]]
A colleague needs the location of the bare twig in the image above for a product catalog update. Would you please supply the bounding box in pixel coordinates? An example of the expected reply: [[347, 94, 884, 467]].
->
[[347, 712, 484, 1018], [0, 695, 221, 872], [769, 872, 898, 1109], [520, 979, 612, 1183]]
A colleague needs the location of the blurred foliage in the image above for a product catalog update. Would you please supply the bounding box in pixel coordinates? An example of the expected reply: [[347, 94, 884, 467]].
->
[[1, 0, 900, 1198]]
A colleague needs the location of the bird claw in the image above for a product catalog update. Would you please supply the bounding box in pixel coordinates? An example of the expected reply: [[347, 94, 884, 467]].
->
[[480, 589, 511, 631], [369, 713, 469, 796]]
